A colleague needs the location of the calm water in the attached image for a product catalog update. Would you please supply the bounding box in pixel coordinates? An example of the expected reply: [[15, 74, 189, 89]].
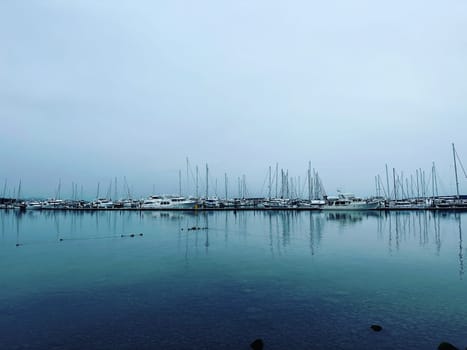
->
[[0, 210, 466, 349]]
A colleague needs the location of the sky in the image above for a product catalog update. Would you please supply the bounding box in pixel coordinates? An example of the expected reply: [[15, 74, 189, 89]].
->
[[1, 0, 467, 199]]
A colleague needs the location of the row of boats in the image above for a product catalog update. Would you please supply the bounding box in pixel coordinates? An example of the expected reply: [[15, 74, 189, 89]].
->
[[2, 193, 467, 211]]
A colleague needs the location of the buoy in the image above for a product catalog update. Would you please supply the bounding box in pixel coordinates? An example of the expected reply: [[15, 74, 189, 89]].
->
[[370, 324, 383, 332]]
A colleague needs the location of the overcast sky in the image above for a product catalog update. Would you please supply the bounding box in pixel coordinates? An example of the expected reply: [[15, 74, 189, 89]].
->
[[1, 0, 466, 199]]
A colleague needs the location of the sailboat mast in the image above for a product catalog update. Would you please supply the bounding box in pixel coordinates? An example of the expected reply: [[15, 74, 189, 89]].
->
[[195, 165, 199, 198], [2, 179, 7, 199], [186, 157, 189, 197], [205, 164, 209, 198], [268, 166, 271, 200], [275, 163, 278, 198], [224, 173, 228, 200], [385, 164, 390, 200], [179, 170, 182, 196], [453, 143, 460, 199]]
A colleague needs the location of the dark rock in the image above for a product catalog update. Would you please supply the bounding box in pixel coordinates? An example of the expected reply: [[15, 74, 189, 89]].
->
[[438, 342, 459, 350], [250, 338, 264, 350], [370, 324, 383, 332]]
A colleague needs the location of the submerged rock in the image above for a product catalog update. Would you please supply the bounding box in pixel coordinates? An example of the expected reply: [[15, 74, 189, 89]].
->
[[250, 338, 264, 350], [370, 324, 383, 332], [438, 342, 459, 350]]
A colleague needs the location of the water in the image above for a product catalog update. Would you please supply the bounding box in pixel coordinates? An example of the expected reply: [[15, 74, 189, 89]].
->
[[1, 210, 466, 349]]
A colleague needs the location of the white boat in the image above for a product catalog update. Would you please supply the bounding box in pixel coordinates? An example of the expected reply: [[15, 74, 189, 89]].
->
[[26, 201, 42, 210], [323, 193, 381, 210], [141, 195, 196, 209], [203, 197, 220, 208], [262, 198, 290, 208], [41, 199, 66, 209], [91, 198, 114, 209]]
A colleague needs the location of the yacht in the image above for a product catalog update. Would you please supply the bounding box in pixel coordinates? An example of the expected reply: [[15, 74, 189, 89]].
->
[[26, 201, 42, 210], [141, 195, 196, 209], [91, 198, 114, 209], [323, 193, 381, 210], [42, 199, 66, 209]]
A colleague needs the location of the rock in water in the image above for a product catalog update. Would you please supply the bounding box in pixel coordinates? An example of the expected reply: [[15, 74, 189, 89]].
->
[[370, 324, 383, 332], [437, 342, 459, 350], [250, 338, 264, 350]]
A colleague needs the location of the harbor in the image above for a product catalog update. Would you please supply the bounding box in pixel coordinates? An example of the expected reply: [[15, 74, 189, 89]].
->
[[3, 144, 466, 212], [2, 194, 467, 212]]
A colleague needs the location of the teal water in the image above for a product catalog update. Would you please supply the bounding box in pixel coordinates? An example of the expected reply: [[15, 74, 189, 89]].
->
[[0, 210, 466, 349]]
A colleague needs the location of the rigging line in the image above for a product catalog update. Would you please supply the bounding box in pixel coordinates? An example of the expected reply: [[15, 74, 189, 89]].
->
[[378, 175, 387, 197], [260, 169, 269, 197], [455, 149, 467, 178]]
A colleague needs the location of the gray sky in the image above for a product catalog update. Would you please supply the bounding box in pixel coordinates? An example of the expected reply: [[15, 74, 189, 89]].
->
[[1, 0, 467, 199]]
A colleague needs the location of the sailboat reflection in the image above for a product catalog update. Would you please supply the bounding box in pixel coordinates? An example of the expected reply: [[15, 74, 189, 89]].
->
[[457, 214, 464, 278]]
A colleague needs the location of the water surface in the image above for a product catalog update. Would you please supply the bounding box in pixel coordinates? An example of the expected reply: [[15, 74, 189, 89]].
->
[[1, 210, 466, 349]]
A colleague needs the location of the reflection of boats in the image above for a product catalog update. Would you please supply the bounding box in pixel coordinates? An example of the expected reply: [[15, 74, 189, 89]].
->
[[323, 193, 380, 210], [141, 195, 196, 209], [326, 211, 364, 223]]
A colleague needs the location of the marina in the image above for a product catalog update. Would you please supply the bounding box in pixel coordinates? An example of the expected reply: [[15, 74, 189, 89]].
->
[[3, 144, 466, 212], [2, 194, 467, 212]]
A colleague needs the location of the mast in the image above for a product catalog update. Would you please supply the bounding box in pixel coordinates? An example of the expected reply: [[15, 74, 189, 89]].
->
[[186, 157, 189, 196], [275, 163, 278, 198], [195, 165, 199, 198], [242, 174, 246, 199], [385, 164, 390, 200], [375, 175, 379, 197], [416, 169, 420, 198], [453, 143, 460, 199], [2, 179, 7, 199], [422, 170, 426, 199], [205, 164, 209, 199], [308, 161, 312, 201], [17, 179, 22, 201], [392, 168, 397, 201], [58, 178, 61, 200], [224, 173, 228, 200], [179, 169, 182, 196], [268, 166, 272, 199]]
